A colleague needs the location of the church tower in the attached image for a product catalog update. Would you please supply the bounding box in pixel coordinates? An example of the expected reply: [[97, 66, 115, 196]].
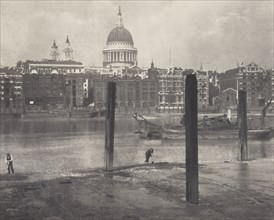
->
[[151, 59, 155, 69], [63, 36, 73, 61], [51, 40, 59, 61]]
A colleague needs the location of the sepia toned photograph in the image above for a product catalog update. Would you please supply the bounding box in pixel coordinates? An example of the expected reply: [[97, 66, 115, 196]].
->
[[0, 1, 273, 219]]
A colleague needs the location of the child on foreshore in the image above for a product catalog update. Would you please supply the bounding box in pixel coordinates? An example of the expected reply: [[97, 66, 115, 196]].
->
[[5, 153, 14, 174]]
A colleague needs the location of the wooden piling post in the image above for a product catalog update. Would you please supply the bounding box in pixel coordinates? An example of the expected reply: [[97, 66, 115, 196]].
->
[[185, 74, 199, 204], [105, 82, 116, 171], [238, 90, 248, 161]]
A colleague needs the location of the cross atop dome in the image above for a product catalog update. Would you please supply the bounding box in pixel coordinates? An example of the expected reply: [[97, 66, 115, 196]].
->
[[117, 6, 123, 27]]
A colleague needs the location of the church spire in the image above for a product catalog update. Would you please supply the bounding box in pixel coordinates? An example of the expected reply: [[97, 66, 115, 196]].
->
[[51, 40, 59, 61], [52, 40, 57, 49], [117, 6, 123, 27], [64, 36, 73, 61], [151, 59, 154, 69], [118, 5, 122, 15]]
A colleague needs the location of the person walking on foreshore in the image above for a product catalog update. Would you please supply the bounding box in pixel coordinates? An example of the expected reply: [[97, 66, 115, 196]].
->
[[5, 153, 14, 174]]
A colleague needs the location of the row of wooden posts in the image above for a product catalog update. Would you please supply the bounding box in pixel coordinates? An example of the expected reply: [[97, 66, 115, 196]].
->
[[104, 75, 248, 205]]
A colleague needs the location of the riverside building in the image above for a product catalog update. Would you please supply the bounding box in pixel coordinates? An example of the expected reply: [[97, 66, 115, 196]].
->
[[20, 37, 86, 110], [219, 62, 272, 109], [157, 67, 185, 113], [92, 71, 158, 113], [0, 68, 24, 115]]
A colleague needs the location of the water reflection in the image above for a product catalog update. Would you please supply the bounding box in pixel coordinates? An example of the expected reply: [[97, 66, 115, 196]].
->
[[260, 143, 267, 158], [248, 140, 273, 160], [0, 117, 273, 178], [238, 163, 250, 189]]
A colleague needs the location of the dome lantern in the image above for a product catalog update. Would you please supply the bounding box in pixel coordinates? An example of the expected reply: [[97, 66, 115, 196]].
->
[[106, 6, 133, 45], [117, 6, 123, 27]]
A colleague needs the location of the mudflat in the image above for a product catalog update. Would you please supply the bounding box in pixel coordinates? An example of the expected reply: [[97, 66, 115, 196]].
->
[[0, 160, 273, 220]]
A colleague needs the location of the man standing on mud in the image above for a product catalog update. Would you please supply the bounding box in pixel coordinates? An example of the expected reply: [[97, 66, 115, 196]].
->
[[5, 153, 14, 174], [145, 148, 154, 163]]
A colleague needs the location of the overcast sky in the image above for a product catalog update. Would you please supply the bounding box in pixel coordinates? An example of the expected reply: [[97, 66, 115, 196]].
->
[[1, 0, 273, 71]]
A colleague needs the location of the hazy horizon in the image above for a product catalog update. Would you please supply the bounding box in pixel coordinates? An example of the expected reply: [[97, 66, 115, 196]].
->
[[1, 1, 273, 71]]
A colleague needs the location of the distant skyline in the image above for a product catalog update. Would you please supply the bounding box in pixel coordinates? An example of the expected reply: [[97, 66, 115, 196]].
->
[[1, 1, 273, 71]]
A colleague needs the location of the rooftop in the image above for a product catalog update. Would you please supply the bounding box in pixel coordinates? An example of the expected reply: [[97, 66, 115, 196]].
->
[[28, 59, 83, 65]]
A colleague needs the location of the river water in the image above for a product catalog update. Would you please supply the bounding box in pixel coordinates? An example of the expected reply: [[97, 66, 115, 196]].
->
[[0, 117, 273, 179]]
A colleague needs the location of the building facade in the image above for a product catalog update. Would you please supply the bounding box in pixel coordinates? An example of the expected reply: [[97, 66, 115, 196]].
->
[[218, 68, 238, 93], [238, 62, 272, 107], [92, 72, 158, 113], [220, 88, 237, 110], [23, 73, 65, 110], [195, 70, 209, 109], [27, 60, 84, 75], [0, 68, 24, 115], [157, 67, 185, 113], [218, 62, 273, 109], [208, 70, 220, 106], [20, 38, 85, 110], [65, 74, 89, 108], [270, 69, 274, 101]]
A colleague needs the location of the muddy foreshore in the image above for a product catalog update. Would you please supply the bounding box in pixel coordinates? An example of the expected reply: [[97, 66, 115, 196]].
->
[[0, 160, 273, 220]]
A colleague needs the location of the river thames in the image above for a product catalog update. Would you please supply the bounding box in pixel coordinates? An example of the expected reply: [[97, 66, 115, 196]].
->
[[0, 116, 273, 180]]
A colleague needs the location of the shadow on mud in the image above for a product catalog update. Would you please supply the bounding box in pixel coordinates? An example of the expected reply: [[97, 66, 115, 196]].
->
[[115, 162, 186, 171], [0, 173, 29, 181]]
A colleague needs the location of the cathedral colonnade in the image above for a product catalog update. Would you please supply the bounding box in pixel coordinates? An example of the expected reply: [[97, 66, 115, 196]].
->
[[103, 50, 137, 63]]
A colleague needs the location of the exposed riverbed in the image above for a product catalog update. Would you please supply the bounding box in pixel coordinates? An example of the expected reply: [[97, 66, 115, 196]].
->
[[0, 116, 273, 180]]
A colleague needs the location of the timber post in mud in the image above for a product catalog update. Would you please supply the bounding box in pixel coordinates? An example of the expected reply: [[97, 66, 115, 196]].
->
[[238, 90, 248, 161], [185, 74, 199, 204], [105, 82, 116, 171]]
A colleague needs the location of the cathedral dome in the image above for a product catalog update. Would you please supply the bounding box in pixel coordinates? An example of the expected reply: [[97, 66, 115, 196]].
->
[[107, 26, 134, 44], [103, 6, 138, 69]]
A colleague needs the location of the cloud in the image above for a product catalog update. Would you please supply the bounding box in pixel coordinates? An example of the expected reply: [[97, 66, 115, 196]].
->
[[184, 1, 273, 71], [1, 1, 273, 71]]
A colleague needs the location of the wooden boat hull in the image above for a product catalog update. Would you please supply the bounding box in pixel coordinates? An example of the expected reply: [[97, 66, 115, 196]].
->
[[141, 128, 272, 140], [247, 129, 272, 139], [133, 112, 272, 140], [90, 109, 107, 118]]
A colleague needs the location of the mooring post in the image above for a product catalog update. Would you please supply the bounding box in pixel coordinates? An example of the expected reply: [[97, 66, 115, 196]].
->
[[105, 82, 116, 171], [238, 90, 248, 161], [185, 74, 199, 204]]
